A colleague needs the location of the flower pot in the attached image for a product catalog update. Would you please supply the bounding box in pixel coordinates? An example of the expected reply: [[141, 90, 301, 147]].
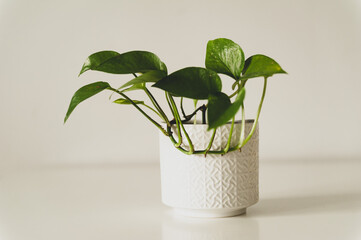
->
[[159, 120, 259, 218]]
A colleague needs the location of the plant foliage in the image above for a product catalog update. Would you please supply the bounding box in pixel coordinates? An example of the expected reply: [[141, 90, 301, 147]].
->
[[65, 38, 287, 155]]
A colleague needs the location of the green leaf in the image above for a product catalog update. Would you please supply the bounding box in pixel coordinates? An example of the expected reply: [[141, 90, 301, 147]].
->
[[119, 70, 166, 90], [205, 38, 245, 80], [121, 83, 145, 93], [113, 98, 144, 105], [241, 54, 287, 80], [78, 51, 119, 76], [207, 88, 246, 129], [79, 50, 167, 76], [64, 81, 110, 123], [153, 67, 222, 100]]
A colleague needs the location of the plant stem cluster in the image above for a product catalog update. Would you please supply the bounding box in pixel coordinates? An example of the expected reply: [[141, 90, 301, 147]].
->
[[108, 76, 268, 156]]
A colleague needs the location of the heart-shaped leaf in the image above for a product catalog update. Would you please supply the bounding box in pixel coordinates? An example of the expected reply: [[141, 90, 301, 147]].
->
[[153, 67, 222, 100], [113, 98, 144, 105], [207, 88, 246, 129], [241, 54, 286, 80], [79, 50, 167, 76], [205, 38, 245, 80], [64, 81, 110, 123], [119, 70, 166, 90]]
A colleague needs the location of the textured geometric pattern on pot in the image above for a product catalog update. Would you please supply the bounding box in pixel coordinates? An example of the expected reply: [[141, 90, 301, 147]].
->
[[160, 121, 259, 210]]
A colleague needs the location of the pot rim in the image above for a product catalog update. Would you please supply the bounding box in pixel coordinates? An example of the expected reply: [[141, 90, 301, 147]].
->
[[176, 119, 255, 125]]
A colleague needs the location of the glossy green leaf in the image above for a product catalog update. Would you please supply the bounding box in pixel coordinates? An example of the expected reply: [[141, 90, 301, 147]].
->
[[241, 54, 286, 80], [64, 81, 110, 123], [119, 70, 166, 90], [205, 38, 245, 80], [207, 88, 246, 129], [113, 98, 144, 105], [79, 51, 118, 76], [153, 67, 222, 100], [79, 50, 167, 76]]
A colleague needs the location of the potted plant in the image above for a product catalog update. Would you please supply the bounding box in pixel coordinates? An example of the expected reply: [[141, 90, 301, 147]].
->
[[64, 38, 286, 217]]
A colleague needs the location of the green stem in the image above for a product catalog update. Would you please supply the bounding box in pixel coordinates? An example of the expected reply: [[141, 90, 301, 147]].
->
[[240, 77, 267, 148], [229, 83, 240, 98], [180, 97, 187, 119], [169, 94, 194, 154], [108, 87, 168, 136], [224, 117, 235, 153], [165, 92, 173, 114], [166, 93, 182, 147], [229, 80, 247, 98], [166, 126, 191, 155], [164, 98, 187, 153], [238, 103, 246, 149], [167, 118, 244, 156], [109, 73, 139, 100], [141, 103, 163, 119], [192, 146, 239, 155], [203, 128, 216, 156], [169, 104, 206, 124], [193, 100, 198, 124], [132, 72, 170, 126], [144, 87, 170, 126]]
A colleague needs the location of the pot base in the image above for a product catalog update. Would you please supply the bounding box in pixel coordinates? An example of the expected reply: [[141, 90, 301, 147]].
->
[[173, 207, 246, 218]]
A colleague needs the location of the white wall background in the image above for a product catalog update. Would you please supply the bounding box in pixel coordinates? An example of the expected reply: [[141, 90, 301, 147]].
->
[[1, 0, 360, 167]]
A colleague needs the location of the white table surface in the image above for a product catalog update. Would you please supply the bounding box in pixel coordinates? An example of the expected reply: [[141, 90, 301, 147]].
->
[[1, 157, 361, 240]]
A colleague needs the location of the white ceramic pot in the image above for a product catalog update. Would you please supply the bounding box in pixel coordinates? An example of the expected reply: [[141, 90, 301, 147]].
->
[[159, 120, 259, 218]]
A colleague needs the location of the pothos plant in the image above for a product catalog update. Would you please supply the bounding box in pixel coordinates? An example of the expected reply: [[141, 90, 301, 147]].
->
[[64, 38, 286, 156]]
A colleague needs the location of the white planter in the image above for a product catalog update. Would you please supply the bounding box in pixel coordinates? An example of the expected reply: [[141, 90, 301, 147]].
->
[[159, 120, 259, 218]]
